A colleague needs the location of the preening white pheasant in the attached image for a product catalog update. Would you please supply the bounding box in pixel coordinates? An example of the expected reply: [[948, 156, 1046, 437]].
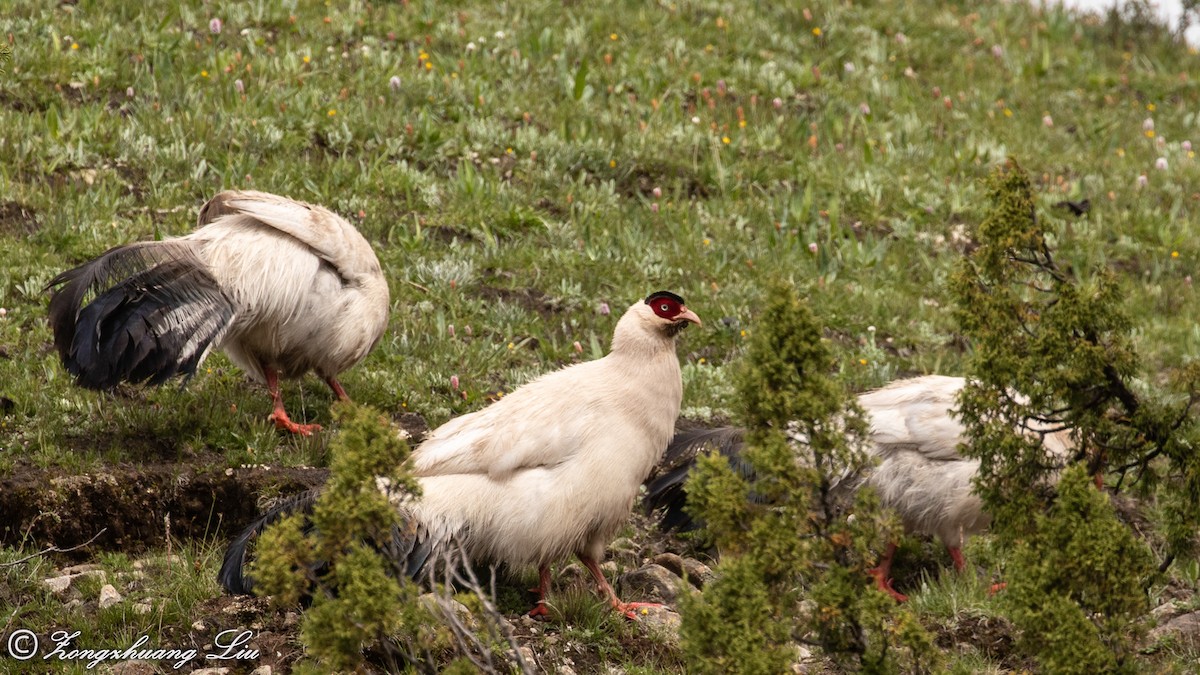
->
[[47, 190, 390, 435], [643, 375, 1074, 601], [220, 291, 701, 617]]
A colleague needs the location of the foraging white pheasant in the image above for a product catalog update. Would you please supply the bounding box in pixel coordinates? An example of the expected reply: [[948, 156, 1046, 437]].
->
[[220, 291, 701, 617], [47, 190, 390, 435], [644, 375, 1074, 601]]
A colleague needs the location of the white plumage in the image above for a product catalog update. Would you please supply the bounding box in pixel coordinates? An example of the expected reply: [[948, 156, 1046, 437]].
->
[[645, 375, 1074, 600], [48, 190, 389, 434], [220, 291, 701, 617]]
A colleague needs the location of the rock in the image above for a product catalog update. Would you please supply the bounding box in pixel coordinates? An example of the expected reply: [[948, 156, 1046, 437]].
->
[[1150, 610, 1200, 644], [44, 575, 73, 594], [515, 645, 537, 670], [191, 669, 230, 675], [791, 644, 815, 673], [619, 564, 692, 604], [98, 584, 123, 608], [44, 569, 107, 594], [651, 552, 685, 578], [133, 601, 153, 615], [59, 563, 104, 575], [1152, 600, 1187, 623], [557, 562, 587, 587], [101, 661, 156, 675], [681, 558, 714, 589], [609, 537, 640, 567], [631, 605, 681, 645], [192, 620, 209, 633], [251, 667, 273, 675], [419, 593, 478, 631]]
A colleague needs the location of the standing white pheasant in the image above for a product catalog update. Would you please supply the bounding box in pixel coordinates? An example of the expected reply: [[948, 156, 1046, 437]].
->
[[220, 291, 701, 617], [48, 190, 390, 434]]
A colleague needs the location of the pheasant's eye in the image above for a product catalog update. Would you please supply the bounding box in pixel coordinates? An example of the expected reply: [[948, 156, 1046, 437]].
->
[[644, 291, 686, 319]]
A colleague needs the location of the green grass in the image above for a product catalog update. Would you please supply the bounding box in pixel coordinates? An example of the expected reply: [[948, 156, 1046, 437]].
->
[[4, 0, 1200, 671]]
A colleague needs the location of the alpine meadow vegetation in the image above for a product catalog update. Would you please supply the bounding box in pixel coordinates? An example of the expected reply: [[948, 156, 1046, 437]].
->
[[3, 0, 1200, 671]]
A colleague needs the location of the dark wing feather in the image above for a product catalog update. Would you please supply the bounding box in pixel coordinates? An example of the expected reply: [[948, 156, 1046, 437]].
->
[[47, 242, 236, 390], [642, 426, 748, 532]]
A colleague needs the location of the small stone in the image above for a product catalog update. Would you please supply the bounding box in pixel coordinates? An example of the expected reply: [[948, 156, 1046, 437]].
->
[[619, 564, 690, 604], [192, 620, 209, 633], [59, 563, 104, 575], [44, 569, 107, 594], [44, 576, 73, 594], [681, 559, 714, 589], [419, 593, 478, 631], [516, 645, 536, 669], [133, 601, 153, 614], [103, 661, 156, 675], [651, 552, 685, 578], [251, 667, 273, 675], [1150, 610, 1200, 644], [631, 605, 681, 645], [192, 669, 230, 675], [99, 584, 123, 608]]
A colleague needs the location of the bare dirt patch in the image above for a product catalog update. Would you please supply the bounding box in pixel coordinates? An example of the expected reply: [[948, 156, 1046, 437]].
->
[[0, 464, 328, 557], [0, 200, 39, 236]]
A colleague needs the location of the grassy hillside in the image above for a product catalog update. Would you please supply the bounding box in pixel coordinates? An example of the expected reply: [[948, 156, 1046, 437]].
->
[[2, 0, 1199, 671]]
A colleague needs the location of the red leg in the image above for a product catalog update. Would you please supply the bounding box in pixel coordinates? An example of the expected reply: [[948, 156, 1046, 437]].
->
[[578, 555, 663, 619], [264, 366, 321, 436], [947, 546, 967, 573], [867, 542, 908, 602], [325, 376, 350, 402], [578, 555, 662, 619], [527, 564, 552, 618]]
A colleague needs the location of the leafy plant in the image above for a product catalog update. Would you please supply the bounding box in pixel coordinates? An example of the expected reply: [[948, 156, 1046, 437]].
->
[[948, 161, 1200, 671], [680, 281, 938, 673], [252, 402, 432, 671]]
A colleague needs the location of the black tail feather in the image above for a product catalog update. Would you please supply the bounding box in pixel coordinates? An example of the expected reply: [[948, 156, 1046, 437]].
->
[[47, 242, 235, 390], [219, 489, 324, 595], [643, 426, 748, 532], [218, 488, 437, 597]]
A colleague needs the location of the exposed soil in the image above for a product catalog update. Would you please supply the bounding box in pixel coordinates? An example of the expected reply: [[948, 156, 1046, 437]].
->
[[0, 200, 39, 236], [0, 463, 328, 557]]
